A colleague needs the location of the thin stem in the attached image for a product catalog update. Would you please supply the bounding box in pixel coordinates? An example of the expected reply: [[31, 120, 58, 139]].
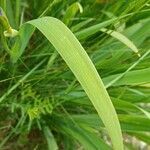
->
[[15, 0, 20, 27]]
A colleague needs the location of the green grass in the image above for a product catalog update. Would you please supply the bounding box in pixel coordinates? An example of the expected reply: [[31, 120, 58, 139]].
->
[[0, 0, 150, 150]]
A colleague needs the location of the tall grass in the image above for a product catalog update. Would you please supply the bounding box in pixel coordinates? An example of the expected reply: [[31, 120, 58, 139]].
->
[[0, 0, 150, 149]]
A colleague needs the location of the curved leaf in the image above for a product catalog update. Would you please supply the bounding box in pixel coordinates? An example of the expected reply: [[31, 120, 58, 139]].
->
[[100, 28, 140, 56], [25, 17, 123, 150]]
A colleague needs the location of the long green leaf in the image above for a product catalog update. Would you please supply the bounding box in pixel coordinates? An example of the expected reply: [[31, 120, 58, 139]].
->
[[70, 114, 150, 132], [43, 126, 58, 150], [63, 2, 83, 26], [104, 50, 150, 88], [11, 24, 35, 63], [0, 59, 46, 103], [103, 67, 150, 87], [25, 17, 124, 150], [100, 28, 140, 56], [51, 115, 111, 150], [59, 120, 111, 150]]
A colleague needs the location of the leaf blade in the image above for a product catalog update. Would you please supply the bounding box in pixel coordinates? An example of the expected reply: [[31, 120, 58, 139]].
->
[[27, 17, 124, 150]]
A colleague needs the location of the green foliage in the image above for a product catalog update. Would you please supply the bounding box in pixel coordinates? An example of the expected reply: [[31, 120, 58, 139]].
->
[[0, 0, 150, 149], [22, 84, 53, 120]]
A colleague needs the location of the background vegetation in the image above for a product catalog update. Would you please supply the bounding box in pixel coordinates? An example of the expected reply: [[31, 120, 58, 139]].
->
[[0, 0, 150, 149]]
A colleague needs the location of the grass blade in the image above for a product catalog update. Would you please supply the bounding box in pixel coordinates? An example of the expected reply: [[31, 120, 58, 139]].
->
[[63, 2, 83, 26], [26, 17, 123, 150], [11, 24, 35, 63], [100, 28, 140, 56], [43, 126, 58, 150], [105, 50, 150, 88], [58, 118, 111, 150], [71, 18, 94, 32], [0, 59, 46, 103]]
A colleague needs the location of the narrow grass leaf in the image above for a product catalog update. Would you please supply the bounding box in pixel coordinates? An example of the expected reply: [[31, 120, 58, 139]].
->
[[26, 17, 123, 150], [0, 59, 46, 103], [71, 18, 94, 32], [11, 24, 35, 63], [43, 126, 58, 150], [103, 67, 150, 87], [53, 116, 111, 150], [105, 50, 150, 88], [100, 28, 140, 56], [111, 98, 150, 118], [74, 13, 133, 40], [75, 18, 117, 40], [70, 114, 150, 132], [63, 2, 83, 26], [60, 121, 111, 150]]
